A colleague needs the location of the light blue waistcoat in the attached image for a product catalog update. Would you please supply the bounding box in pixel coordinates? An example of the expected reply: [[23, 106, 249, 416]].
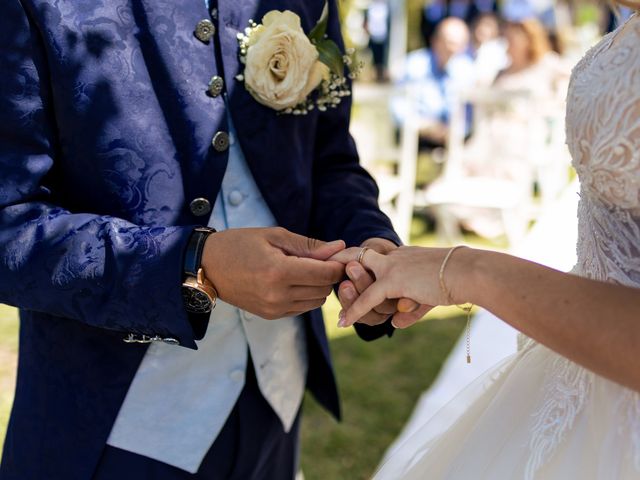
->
[[107, 111, 308, 473]]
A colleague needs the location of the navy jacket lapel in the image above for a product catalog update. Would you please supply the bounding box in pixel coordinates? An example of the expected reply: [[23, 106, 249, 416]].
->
[[217, 0, 325, 231], [217, 0, 272, 155]]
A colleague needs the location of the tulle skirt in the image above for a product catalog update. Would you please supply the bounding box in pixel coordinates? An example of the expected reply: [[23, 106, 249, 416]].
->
[[374, 338, 640, 480]]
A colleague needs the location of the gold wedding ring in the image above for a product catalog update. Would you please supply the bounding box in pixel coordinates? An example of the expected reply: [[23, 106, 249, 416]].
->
[[356, 246, 370, 265]]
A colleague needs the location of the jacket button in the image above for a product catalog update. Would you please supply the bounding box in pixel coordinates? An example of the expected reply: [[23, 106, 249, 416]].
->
[[212, 132, 229, 152], [207, 76, 224, 97], [195, 19, 215, 43], [190, 197, 211, 216]]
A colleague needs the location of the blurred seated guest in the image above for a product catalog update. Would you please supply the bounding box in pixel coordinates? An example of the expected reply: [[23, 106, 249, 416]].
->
[[425, 17, 570, 241], [464, 17, 565, 181], [485, 17, 569, 173], [501, 0, 560, 52], [365, 0, 391, 83], [391, 17, 475, 147], [491, 18, 568, 117], [421, 0, 498, 48], [498, 17, 553, 87], [469, 13, 508, 87]]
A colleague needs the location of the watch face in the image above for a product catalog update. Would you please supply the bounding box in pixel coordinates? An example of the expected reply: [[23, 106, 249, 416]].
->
[[182, 286, 214, 314]]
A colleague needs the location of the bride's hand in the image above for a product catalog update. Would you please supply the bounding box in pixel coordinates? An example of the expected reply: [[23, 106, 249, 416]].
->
[[330, 246, 469, 328]]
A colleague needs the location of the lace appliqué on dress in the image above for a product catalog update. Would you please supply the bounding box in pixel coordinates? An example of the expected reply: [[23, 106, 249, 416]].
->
[[617, 389, 640, 471], [525, 356, 594, 480]]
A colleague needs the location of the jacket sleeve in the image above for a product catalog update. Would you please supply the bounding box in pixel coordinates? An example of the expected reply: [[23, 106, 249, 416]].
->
[[309, 0, 400, 250], [0, 0, 203, 349], [310, 0, 399, 341]]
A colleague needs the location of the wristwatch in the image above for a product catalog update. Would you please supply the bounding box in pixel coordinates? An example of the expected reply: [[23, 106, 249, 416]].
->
[[181, 227, 218, 314]]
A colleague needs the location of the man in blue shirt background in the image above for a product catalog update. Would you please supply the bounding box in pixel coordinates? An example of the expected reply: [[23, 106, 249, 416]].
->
[[391, 17, 475, 147]]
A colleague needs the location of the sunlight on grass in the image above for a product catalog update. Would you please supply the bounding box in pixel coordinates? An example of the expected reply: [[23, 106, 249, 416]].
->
[[301, 313, 465, 479], [0, 305, 18, 457], [0, 306, 18, 350]]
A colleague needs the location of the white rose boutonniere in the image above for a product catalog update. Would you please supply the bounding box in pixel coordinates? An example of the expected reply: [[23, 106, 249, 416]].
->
[[236, 3, 358, 114]]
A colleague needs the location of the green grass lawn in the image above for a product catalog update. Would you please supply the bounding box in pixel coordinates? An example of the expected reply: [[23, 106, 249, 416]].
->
[[301, 302, 465, 479], [0, 304, 18, 457]]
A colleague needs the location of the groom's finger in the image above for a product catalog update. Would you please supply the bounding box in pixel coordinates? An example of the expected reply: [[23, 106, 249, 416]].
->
[[291, 298, 329, 313], [272, 230, 345, 261], [285, 257, 345, 286], [290, 285, 334, 301]]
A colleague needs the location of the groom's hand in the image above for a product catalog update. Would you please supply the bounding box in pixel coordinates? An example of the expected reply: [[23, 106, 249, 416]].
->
[[337, 238, 429, 327], [201, 227, 345, 320]]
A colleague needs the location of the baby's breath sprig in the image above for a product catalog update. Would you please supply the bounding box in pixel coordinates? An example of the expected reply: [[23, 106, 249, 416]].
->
[[235, 19, 258, 68]]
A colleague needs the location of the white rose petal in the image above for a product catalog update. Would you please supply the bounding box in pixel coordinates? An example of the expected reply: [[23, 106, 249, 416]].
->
[[262, 10, 302, 30], [243, 10, 326, 111]]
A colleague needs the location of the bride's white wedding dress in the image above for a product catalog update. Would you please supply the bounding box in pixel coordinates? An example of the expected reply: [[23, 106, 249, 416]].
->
[[375, 14, 640, 480]]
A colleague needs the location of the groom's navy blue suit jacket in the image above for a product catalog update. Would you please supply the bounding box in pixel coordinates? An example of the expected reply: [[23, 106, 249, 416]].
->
[[0, 0, 399, 478]]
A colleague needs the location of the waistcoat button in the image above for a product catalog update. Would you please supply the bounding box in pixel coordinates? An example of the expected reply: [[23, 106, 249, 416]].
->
[[228, 190, 244, 206]]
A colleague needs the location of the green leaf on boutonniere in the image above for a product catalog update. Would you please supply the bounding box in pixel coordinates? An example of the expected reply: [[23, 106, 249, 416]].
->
[[316, 38, 345, 77], [309, 1, 329, 44]]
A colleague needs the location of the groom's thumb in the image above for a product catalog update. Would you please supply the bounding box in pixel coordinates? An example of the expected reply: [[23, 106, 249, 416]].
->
[[274, 230, 345, 260]]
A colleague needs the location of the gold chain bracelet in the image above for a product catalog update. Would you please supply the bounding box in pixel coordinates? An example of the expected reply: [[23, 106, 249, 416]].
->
[[439, 246, 474, 364]]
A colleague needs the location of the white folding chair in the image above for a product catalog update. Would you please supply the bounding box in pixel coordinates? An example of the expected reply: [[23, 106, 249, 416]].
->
[[423, 86, 570, 246]]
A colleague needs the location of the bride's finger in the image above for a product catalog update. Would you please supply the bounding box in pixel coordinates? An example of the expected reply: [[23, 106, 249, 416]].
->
[[341, 281, 389, 327], [359, 248, 386, 275]]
